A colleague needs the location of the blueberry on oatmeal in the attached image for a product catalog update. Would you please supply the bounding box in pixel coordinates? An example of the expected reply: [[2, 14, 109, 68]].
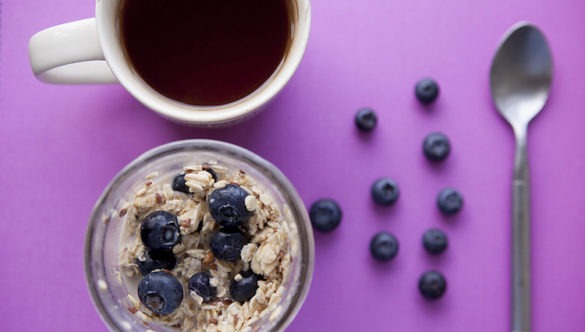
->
[[210, 230, 247, 262], [172, 173, 190, 194], [136, 250, 177, 276], [188, 272, 216, 302], [138, 271, 184, 315], [208, 184, 252, 228], [140, 211, 181, 251], [230, 271, 260, 303], [202, 166, 218, 182]]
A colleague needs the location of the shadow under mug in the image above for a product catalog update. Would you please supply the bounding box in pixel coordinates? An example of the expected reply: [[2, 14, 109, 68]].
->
[[28, 0, 311, 126]]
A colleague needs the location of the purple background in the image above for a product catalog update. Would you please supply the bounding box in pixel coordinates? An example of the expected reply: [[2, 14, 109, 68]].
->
[[2, 0, 585, 331]]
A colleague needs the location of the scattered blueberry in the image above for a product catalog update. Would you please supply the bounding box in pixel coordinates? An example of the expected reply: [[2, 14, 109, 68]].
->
[[437, 188, 464, 215], [415, 78, 440, 104], [354, 108, 377, 132], [136, 250, 177, 276], [371, 178, 400, 206], [203, 166, 218, 182], [230, 271, 259, 303], [188, 272, 216, 302], [422, 229, 448, 255], [137, 271, 183, 315], [208, 184, 252, 229], [418, 271, 447, 300], [423, 132, 451, 162], [370, 231, 399, 262], [171, 173, 190, 194], [210, 230, 247, 262], [140, 211, 181, 251], [309, 199, 342, 232]]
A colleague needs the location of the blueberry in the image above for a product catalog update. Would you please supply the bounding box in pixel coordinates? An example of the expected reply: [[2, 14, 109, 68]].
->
[[418, 271, 447, 300], [140, 211, 181, 251], [371, 178, 400, 206], [415, 78, 440, 104], [208, 184, 252, 228], [230, 271, 259, 303], [210, 230, 247, 262], [370, 231, 399, 262], [309, 199, 342, 232], [354, 108, 377, 132], [136, 250, 177, 276], [137, 271, 183, 315], [172, 173, 190, 194], [422, 229, 448, 255], [202, 166, 218, 182], [423, 132, 450, 162], [188, 272, 216, 302], [437, 188, 464, 215]]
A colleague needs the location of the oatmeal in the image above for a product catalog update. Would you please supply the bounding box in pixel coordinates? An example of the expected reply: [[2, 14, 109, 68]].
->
[[118, 164, 292, 332]]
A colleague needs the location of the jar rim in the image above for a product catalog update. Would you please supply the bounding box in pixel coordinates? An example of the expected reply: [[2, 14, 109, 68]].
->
[[84, 139, 315, 331]]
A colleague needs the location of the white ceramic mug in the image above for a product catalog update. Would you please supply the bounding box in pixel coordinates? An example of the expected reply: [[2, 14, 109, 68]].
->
[[29, 0, 311, 126]]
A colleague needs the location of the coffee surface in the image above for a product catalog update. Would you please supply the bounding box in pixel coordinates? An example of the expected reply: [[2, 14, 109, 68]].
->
[[120, 0, 291, 106]]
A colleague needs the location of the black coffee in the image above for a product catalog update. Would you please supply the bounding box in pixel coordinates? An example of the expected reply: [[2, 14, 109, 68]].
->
[[120, 0, 291, 106]]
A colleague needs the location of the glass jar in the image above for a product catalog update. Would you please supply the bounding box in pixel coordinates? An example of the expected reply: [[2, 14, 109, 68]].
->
[[85, 139, 314, 331]]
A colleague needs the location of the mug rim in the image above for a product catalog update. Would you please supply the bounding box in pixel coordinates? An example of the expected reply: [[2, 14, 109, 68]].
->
[[95, 0, 311, 126]]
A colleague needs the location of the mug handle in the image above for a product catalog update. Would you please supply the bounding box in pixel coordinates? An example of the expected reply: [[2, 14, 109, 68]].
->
[[29, 18, 118, 84]]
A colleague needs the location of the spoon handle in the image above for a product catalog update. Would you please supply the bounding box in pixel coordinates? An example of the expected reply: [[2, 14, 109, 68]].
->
[[512, 130, 531, 332]]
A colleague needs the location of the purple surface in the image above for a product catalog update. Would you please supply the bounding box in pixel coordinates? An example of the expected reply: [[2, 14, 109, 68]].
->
[[2, 0, 585, 331]]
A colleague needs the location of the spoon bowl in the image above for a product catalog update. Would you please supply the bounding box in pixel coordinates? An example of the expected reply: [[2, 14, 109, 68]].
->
[[490, 23, 553, 128]]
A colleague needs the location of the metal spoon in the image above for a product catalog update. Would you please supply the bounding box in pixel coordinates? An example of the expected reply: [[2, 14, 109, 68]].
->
[[489, 22, 553, 332]]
